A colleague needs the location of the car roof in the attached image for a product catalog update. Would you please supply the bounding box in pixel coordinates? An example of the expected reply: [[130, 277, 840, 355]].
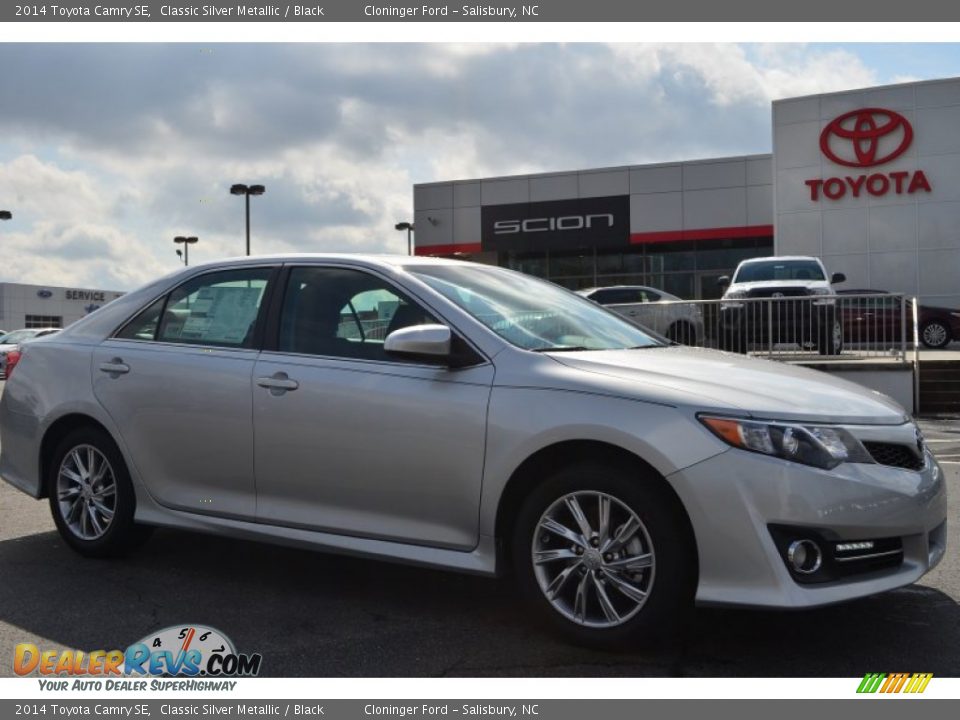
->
[[737, 256, 822, 265], [578, 285, 661, 293], [180, 253, 472, 271]]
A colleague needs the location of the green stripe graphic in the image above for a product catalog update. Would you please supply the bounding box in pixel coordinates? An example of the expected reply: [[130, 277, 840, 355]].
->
[[857, 673, 886, 693]]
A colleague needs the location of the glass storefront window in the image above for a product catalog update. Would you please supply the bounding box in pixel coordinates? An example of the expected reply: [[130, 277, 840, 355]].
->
[[660, 273, 696, 299], [696, 239, 762, 271], [499, 237, 772, 299], [550, 250, 594, 278], [503, 251, 548, 278], [645, 241, 696, 272]]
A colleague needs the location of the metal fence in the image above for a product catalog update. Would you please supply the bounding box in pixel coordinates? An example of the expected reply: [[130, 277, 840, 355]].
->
[[606, 293, 913, 363]]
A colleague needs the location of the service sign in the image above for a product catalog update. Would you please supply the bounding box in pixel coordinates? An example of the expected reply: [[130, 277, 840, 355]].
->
[[806, 108, 932, 201], [480, 195, 630, 251]]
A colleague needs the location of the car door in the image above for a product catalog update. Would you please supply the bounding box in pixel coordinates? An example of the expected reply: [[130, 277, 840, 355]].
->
[[252, 265, 494, 550], [92, 266, 276, 520]]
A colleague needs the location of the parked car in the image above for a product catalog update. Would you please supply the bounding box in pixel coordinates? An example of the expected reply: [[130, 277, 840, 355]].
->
[[0, 256, 945, 646], [576, 285, 704, 345], [0, 328, 61, 379], [718, 256, 846, 355], [837, 290, 960, 349]]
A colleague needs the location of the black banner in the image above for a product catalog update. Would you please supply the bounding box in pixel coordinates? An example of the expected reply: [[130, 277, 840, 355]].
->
[[2, 0, 958, 22], [0, 699, 957, 720], [481, 195, 630, 252]]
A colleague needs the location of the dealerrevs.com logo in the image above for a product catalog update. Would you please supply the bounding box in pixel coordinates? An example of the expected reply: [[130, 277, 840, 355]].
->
[[13, 624, 262, 686], [804, 107, 932, 202], [820, 108, 913, 168]]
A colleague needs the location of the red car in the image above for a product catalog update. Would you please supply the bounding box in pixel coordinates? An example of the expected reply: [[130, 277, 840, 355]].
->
[[838, 289, 960, 349]]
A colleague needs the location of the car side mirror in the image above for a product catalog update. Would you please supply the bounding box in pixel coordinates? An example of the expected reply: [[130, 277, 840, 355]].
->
[[384, 324, 453, 364], [831, 272, 846, 284], [717, 276, 730, 288]]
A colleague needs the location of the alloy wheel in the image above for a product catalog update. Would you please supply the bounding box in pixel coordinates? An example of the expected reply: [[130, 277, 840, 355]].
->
[[531, 491, 655, 628], [56, 444, 117, 541], [923, 322, 948, 348]]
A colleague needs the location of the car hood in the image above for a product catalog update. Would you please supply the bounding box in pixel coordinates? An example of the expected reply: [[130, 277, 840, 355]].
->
[[548, 346, 907, 425], [726, 279, 829, 293]]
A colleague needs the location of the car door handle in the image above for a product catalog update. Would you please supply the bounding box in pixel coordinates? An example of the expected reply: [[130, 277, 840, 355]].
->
[[99, 358, 130, 375], [256, 373, 299, 392]]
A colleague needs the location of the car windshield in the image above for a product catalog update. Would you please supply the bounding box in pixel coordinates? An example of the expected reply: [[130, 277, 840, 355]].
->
[[0, 329, 39, 344], [734, 260, 826, 283], [410, 264, 662, 352]]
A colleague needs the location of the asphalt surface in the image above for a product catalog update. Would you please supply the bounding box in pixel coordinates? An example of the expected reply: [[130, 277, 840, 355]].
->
[[0, 387, 958, 677]]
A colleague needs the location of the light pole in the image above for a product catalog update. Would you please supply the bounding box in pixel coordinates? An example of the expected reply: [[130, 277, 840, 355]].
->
[[230, 184, 265, 256], [394, 221, 414, 256], [174, 236, 198, 266]]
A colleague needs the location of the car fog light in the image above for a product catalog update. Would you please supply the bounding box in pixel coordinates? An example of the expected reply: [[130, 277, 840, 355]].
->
[[787, 539, 822, 574]]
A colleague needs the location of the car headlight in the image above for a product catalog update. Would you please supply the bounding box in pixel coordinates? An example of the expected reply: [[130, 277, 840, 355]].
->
[[699, 415, 872, 470], [724, 289, 747, 300]]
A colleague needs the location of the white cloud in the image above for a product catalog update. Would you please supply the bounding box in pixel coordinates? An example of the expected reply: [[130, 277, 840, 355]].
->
[[0, 43, 909, 291]]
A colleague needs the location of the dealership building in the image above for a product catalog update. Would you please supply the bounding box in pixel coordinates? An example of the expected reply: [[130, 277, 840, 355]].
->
[[413, 76, 960, 310], [0, 283, 125, 332]]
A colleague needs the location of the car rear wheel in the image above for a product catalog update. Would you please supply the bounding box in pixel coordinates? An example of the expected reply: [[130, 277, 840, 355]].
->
[[921, 320, 951, 349], [511, 460, 696, 647], [47, 426, 151, 557]]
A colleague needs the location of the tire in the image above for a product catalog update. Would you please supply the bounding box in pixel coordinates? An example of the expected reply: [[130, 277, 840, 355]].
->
[[817, 314, 843, 356], [667, 321, 695, 346], [47, 426, 151, 557], [511, 460, 697, 648], [920, 320, 951, 349], [718, 326, 747, 353]]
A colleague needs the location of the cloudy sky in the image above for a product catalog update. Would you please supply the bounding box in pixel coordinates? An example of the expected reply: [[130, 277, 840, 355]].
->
[[1, 42, 959, 290]]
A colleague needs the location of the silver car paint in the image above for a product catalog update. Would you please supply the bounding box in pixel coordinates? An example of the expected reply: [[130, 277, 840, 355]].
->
[[0, 254, 947, 609], [252, 351, 493, 549]]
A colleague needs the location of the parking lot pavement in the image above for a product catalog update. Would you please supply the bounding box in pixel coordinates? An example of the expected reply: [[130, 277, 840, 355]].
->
[[0, 402, 956, 677]]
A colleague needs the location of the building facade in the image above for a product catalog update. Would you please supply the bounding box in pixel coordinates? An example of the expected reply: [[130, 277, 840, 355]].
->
[[0, 283, 125, 333], [413, 76, 960, 309]]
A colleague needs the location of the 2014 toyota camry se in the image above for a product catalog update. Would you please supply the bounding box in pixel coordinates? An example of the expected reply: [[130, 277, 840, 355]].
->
[[0, 256, 947, 645]]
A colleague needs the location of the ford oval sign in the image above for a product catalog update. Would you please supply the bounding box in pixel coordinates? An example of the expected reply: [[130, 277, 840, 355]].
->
[[36, 289, 53, 299], [819, 108, 913, 168]]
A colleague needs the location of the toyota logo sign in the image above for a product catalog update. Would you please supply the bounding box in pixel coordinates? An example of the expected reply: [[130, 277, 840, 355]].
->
[[819, 108, 913, 168], [805, 107, 930, 202]]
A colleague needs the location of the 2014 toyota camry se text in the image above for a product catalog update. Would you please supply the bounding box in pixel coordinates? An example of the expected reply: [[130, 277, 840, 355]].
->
[[0, 255, 947, 646]]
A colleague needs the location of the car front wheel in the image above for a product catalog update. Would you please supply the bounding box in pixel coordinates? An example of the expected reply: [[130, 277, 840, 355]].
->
[[511, 460, 696, 647], [47, 426, 150, 557], [818, 316, 844, 355]]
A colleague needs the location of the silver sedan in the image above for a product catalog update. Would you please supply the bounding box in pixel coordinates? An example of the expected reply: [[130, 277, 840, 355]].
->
[[0, 256, 946, 646]]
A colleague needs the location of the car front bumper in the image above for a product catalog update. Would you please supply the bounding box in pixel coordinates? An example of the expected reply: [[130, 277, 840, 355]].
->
[[667, 435, 947, 608]]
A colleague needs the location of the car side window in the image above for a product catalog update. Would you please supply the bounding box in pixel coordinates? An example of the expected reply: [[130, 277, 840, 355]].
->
[[116, 297, 166, 341], [278, 267, 439, 361], [117, 269, 272, 348]]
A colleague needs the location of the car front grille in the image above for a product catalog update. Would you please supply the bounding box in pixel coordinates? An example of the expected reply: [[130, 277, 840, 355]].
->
[[747, 287, 811, 298], [863, 441, 925, 471]]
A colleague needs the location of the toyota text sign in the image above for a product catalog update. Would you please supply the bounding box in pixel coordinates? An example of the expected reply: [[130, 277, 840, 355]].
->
[[806, 107, 931, 201]]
